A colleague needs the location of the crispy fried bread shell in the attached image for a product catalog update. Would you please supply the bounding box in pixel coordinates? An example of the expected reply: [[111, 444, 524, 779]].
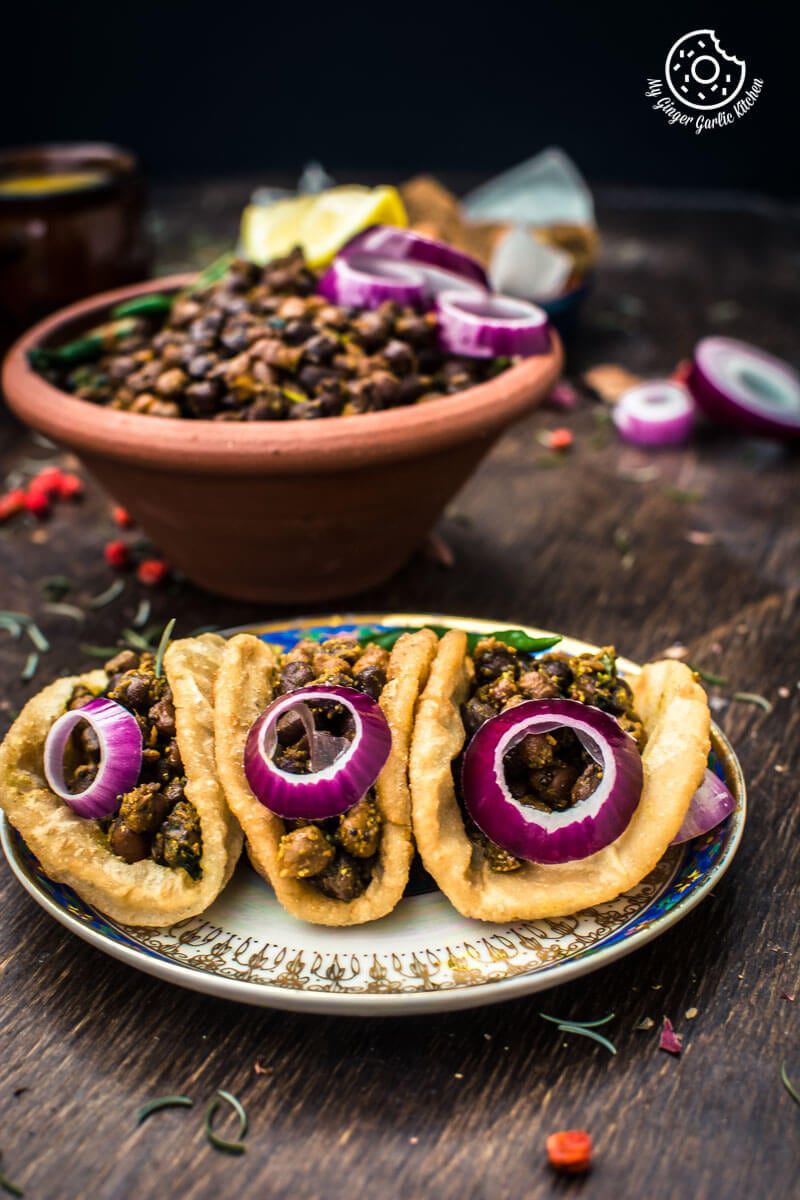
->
[[408, 629, 710, 921], [0, 634, 242, 926], [214, 629, 438, 926]]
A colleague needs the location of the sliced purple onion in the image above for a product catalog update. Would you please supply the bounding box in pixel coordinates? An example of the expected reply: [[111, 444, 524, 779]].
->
[[671, 768, 735, 844], [318, 254, 427, 309], [43, 697, 143, 820], [339, 225, 490, 293], [244, 685, 392, 820], [462, 699, 643, 865], [613, 380, 695, 447], [436, 290, 551, 359], [688, 336, 800, 440]]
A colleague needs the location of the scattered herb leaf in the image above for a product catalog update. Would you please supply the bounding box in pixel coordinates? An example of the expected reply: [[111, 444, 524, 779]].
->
[[154, 618, 176, 679], [732, 691, 773, 714], [217, 1090, 248, 1138], [20, 653, 39, 683], [204, 1091, 247, 1155], [0, 615, 23, 640], [121, 628, 153, 653], [42, 602, 85, 622], [781, 1062, 800, 1107], [539, 1012, 615, 1029], [557, 1024, 617, 1055], [137, 1094, 194, 1125], [87, 579, 125, 609], [24, 623, 49, 653], [40, 575, 73, 601], [133, 599, 152, 629], [688, 664, 729, 686], [0, 1160, 23, 1198], [80, 644, 122, 659]]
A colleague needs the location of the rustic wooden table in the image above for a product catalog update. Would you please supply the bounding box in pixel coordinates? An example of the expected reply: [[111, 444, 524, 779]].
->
[[0, 181, 798, 1199]]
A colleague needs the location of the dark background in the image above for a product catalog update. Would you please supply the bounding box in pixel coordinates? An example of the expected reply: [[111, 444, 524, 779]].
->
[[1, 2, 793, 196]]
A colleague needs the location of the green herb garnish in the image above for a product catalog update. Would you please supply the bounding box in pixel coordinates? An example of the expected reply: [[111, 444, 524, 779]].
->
[[781, 1062, 800, 1107], [133, 599, 152, 629], [137, 1094, 194, 1125], [688, 664, 729, 687], [121, 628, 154, 653], [24, 622, 49, 654], [0, 1156, 23, 1198], [42, 602, 85, 623], [557, 1024, 617, 1055], [154, 618, 176, 679], [40, 575, 73, 601], [87, 579, 126, 609], [20, 653, 39, 682], [204, 1091, 248, 1155], [0, 615, 24, 640], [80, 644, 123, 659], [539, 1012, 615, 1029], [732, 691, 773, 714], [180, 252, 235, 298]]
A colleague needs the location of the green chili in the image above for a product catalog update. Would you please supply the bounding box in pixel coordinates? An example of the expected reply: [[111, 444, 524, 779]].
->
[[27, 318, 138, 370], [358, 625, 561, 654], [111, 293, 173, 320]]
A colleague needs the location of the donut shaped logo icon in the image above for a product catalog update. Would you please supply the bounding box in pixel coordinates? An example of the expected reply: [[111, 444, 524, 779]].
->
[[665, 29, 746, 111]]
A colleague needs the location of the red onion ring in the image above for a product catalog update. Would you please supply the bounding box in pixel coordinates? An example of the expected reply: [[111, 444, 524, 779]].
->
[[612, 380, 696, 446], [318, 255, 427, 309], [436, 290, 551, 358], [43, 697, 143, 820], [671, 768, 735, 844], [462, 699, 643, 864], [339, 225, 490, 293], [688, 336, 800, 440], [244, 685, 392, 820]]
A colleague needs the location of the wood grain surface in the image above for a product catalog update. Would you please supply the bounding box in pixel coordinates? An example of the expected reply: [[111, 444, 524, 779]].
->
[[0, 181, 798, 1199]]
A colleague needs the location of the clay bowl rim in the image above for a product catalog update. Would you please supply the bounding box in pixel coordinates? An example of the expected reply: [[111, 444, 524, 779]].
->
[[2, 274, 563, 477]]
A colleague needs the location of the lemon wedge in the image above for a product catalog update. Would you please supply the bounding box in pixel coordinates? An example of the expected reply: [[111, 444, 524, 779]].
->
[[240, 185, 407, 269]]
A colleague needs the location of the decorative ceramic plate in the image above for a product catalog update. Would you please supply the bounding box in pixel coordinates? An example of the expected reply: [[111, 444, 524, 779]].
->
[[0, 614, 746, 1016]]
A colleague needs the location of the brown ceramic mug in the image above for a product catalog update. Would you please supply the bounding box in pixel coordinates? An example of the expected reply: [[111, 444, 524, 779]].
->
[[0, 143, 149, 351], [2, 277, 563, 603]]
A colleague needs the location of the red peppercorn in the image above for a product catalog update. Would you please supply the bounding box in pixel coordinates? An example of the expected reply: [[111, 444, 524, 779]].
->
[[24, 490, 51, 518], [111, 505, 134, 529], [104, 539, 131, 570], [672, 358, 693, 386], [546, 1130, 593, 1175], [548, 427, 574, 451], [28, 466, 65, 497], [0, 488, 27, 523], [136, 558, 170, 587], [56, 473, 84, 500]]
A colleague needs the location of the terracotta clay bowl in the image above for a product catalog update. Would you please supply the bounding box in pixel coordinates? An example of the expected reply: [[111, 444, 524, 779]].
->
[[2, 276, 563, 603]]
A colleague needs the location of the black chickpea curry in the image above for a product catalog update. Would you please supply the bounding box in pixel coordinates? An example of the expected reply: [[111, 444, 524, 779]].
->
[[33, 250, 509, 422]]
